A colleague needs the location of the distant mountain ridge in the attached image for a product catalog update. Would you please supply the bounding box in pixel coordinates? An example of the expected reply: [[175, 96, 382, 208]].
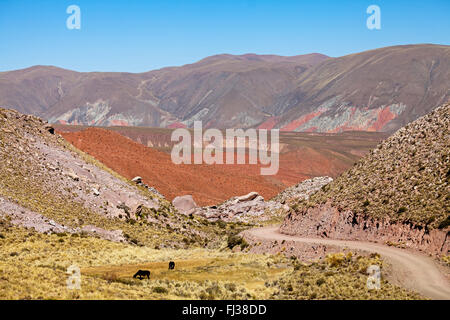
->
[[0, 44, 449, 132]]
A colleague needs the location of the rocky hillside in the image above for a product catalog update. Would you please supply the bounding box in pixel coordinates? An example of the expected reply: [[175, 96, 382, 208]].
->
[[0, 108, 245, 249], [273, 176, 333, 205], [280, 103, 450, 256], [0, 53, 327, 129], [171, 177, 333, 224], [271, 44, 450, 132], [1, 44, 448, 132]]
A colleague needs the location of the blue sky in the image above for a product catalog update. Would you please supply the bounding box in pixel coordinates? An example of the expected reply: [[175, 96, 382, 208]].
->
[[0, 0, 449, 72]]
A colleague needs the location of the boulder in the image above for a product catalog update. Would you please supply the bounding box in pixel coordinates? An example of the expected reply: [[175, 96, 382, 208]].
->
[[236, 192, 261, 202], [131, 176, 143, 184], [172, 195, 198, 214]]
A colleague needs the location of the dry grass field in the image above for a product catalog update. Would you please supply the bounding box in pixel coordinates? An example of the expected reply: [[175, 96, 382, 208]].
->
[[0, 221, 422, 300]]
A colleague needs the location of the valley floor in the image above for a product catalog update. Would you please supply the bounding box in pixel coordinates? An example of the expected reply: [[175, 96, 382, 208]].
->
[[0, 222, 424, 300]]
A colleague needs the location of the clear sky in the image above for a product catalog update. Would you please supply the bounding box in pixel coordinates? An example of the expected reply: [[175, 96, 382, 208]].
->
[[0, 0, 449, 72]]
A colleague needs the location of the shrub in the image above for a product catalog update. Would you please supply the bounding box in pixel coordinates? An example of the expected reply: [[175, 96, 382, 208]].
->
[[227, 235, 248, 250], [397, 207, 407, 214], [316, 278, 326, 286], [325, 253, 345, 267], [116, 203, 131, 215], [216, 220, 227, 229], [153, 286, 168, 294], [438, 216, 450, 229], [225, 283, 237, 292]]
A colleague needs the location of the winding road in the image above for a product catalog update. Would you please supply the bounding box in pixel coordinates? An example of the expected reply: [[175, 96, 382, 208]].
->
[[247, 226, 450, 300]]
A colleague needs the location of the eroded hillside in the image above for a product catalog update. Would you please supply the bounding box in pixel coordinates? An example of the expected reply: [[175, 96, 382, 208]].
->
[[0, 108, 246, 248], [1, 45, 449, 133], [0, 108, 428, 300], [281, 103, 450, 256]]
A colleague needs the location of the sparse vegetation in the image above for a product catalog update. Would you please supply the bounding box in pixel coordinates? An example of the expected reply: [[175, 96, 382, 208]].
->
[[227, 234, 249, 250], [0, 223, 423, 300], [274, 253, 423, 300], [290, 104, 450, 229], [0, 107, 434, 300]]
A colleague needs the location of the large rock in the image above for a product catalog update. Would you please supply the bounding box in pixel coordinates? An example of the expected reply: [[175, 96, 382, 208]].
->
[[131, 176, 143, 184], [172, 195, 198, 214], [189, 177, 334, 223], [192, 191, 284, 222], [236, 192, 260, 202]]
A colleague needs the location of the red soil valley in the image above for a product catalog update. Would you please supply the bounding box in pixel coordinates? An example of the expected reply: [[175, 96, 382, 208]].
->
[[59, 127, 383, 206]]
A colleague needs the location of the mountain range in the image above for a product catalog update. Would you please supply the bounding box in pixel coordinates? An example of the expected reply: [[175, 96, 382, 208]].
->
[[0, 44, 449, 132]]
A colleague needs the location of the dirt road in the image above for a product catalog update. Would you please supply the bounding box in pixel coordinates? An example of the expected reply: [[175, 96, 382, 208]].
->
[[247, 226, 450, 300]]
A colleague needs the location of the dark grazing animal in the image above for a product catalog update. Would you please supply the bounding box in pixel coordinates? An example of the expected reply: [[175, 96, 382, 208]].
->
[[168, 261, 175, 270], [133, 270, 150, 280]]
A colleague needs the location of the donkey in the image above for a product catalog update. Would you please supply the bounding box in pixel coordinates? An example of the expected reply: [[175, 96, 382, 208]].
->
[[133, 270, 150, 280]]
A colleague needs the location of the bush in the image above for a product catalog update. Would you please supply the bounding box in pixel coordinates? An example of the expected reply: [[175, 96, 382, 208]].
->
[[316, 278, 325, 286], [397, 207, 407, 214], [216, 220, 227, 229], [227, 235, 248, 250], [225, 283, 237, 292], [325, 253, 345, 267], [438, 216, 450, 229], [153, 286, 168, 294]]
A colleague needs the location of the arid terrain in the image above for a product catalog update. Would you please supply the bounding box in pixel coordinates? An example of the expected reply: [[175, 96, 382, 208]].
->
[[1, 44, 449, 132], [56, 125, 385, 206], [280, 103, 449, 256], [1, 106, 443, 300], [0, 44, 449, 301]]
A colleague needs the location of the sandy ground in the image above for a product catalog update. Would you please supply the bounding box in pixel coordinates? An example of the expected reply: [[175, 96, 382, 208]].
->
[[247, 226, 450, 300]]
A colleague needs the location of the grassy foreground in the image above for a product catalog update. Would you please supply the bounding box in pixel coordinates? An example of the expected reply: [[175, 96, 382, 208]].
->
[[0, 221, 422, 300]]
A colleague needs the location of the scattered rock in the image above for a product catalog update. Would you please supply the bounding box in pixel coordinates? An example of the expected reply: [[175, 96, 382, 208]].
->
[[274, 176, 333, 205], [172, 195, 198, 214], [63, 169, 79, 181], [81, 225, 126, 242], [131, 176, 143, 184], [190, 177, 333, 223]]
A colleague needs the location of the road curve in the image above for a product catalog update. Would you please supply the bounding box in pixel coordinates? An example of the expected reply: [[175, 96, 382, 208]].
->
[[247, 226, 450, 300]]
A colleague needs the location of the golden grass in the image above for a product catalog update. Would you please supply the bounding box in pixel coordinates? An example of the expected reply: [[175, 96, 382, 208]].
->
[[0, 223, 423, 300]]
